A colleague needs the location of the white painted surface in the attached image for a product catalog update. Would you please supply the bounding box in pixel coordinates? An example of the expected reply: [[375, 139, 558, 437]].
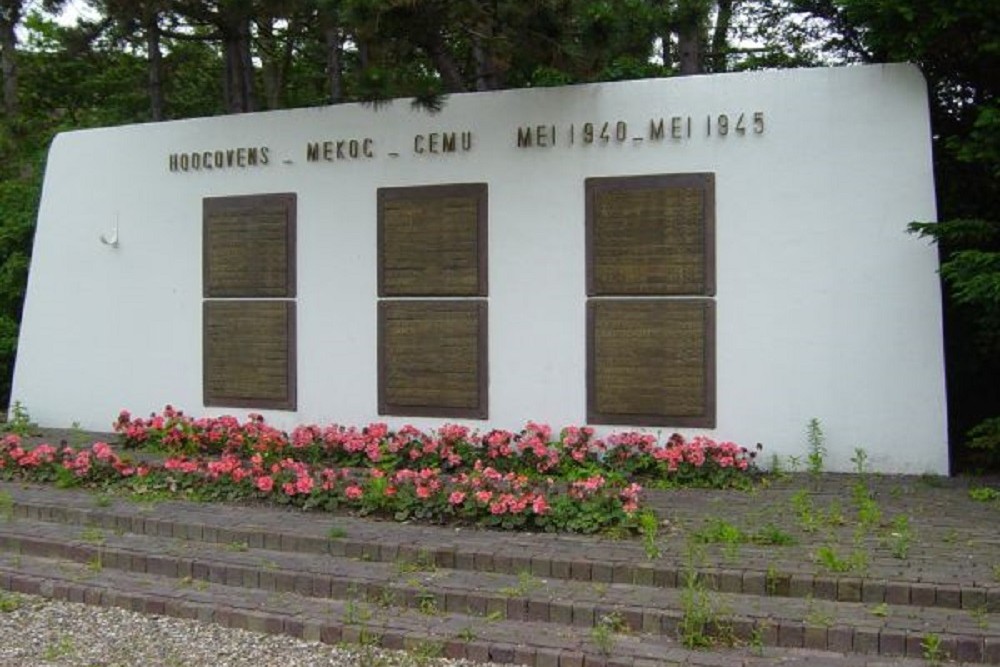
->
[[12, 63, 947, 473]]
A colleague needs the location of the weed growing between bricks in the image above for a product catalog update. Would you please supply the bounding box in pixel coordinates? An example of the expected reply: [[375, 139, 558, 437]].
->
[[0, 406, 762, 536]]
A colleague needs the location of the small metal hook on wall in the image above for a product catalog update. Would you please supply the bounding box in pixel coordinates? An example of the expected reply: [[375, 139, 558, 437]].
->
[[100, 213, 119, 248]]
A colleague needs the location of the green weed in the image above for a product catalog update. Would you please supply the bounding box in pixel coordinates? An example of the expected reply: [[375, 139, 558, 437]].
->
[[677, 541, 734, 648], [822, 500, 846, 527], [790, 489, 819, 532], [591, 612, 627, 655], [0, 591, 23, 612], [869, 602, 889, 617], [850, 447, 869, 475], [411, 639, 444, 665], [343, 598, 372, 624], [679, 571, 715, 647], [417, 591, 438, 615], [768, 453, 785, 478], [328, 525, 347, 539], [806, 418, 826, 476], [765, 565, 783, 596], [499, 570, 539, 598], [637, 509, 660, 559], [42, 636, 75, 660], [970, 605, 989, 630], [748, 623, 767, 656], [394, 551, 436, 574], [693, 517, 743, 544], [969, 486, 1000, 502], [852, 480, 882, 529], [804, 597, 833, 627], [80, 526, 105, 544], [750, 523, 796, 546], [814, 545, 866, 574], [887, 515, 912, 559], [374, 588, 396, 608], [922, 633, 947, 666], [0, 491, 12, 521], [2, 402, 37, 437]]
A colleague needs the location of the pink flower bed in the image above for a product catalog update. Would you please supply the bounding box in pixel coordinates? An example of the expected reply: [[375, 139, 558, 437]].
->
[[0, 407, 760, 534]]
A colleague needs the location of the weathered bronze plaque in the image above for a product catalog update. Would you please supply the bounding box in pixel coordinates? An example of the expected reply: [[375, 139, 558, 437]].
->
[[379, 300, 487, 418], [588, 299, 715, 427], [587, 174, 714, 296], [204, 193, 296, 298], [378, 184, 487, 297], [204, 300, 296, 410]]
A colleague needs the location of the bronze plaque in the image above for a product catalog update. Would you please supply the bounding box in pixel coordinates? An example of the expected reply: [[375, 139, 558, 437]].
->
[[379, 300, 487, 418], [587, 174, 714, 296], [204, 193, 296, 298], [378, 184, 487, 297], [588, 299, 715, 427], [204, 300, 296, 410]]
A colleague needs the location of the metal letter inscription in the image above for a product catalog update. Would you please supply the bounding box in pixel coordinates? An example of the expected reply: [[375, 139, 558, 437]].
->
[[379, 300, 488, 419], [203, 193, 296, 298], [378, 184, 487, 297], [586, 174, 714, 296], [203, 300, 297, 410], [588, 299, 715, 427]]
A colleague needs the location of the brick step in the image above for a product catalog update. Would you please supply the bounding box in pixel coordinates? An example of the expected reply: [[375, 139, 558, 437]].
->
[[0, 551, 950, 667], [2, 481, 996, 613], [1, 513, 998, 664]]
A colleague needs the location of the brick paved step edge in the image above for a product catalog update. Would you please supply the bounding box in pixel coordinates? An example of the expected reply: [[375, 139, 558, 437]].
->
[[1, 519, 997, 664], [0, 557, 892, 667], [3, 484, 996, 614], [0, 551, 930, 667]]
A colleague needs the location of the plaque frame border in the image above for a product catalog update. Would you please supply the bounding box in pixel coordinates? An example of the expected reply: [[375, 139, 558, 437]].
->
[[584, 173, 715, 297], [377, 299, 489, 420], [376, 183, 489, 298], [202, 192, 297, 299], [202, 299, 298, 411], [586, 298, 716, 428]]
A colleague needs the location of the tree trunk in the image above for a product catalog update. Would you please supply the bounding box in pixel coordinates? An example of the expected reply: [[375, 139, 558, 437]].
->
[[222, 16, 255, 113], [425, 31, 465, 93], [239, 18, 256, 112], [324, 23, 343, 103], [677, 27, 702, 75], [260, 18, 282, 110], [472, 35, 500, 91], [0, 3, 19, 116], [145, 13, 165, 121], [710, 0, 734, 73], [674, 0, 705, 76]]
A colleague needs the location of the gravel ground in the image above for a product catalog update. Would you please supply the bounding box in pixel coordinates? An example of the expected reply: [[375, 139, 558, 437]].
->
[[0, 593, 498, 667]]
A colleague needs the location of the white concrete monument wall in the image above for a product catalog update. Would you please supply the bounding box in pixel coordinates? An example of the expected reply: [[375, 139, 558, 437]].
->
[[12, 63, 948, 473]]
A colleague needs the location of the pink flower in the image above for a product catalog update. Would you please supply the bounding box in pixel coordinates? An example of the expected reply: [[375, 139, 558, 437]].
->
[[295, 474, 314, 495], [345, 485, 363, 500], [256, 475, 274, 493], [448, 491, 466, 505], [92, 442, 115, 462]]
